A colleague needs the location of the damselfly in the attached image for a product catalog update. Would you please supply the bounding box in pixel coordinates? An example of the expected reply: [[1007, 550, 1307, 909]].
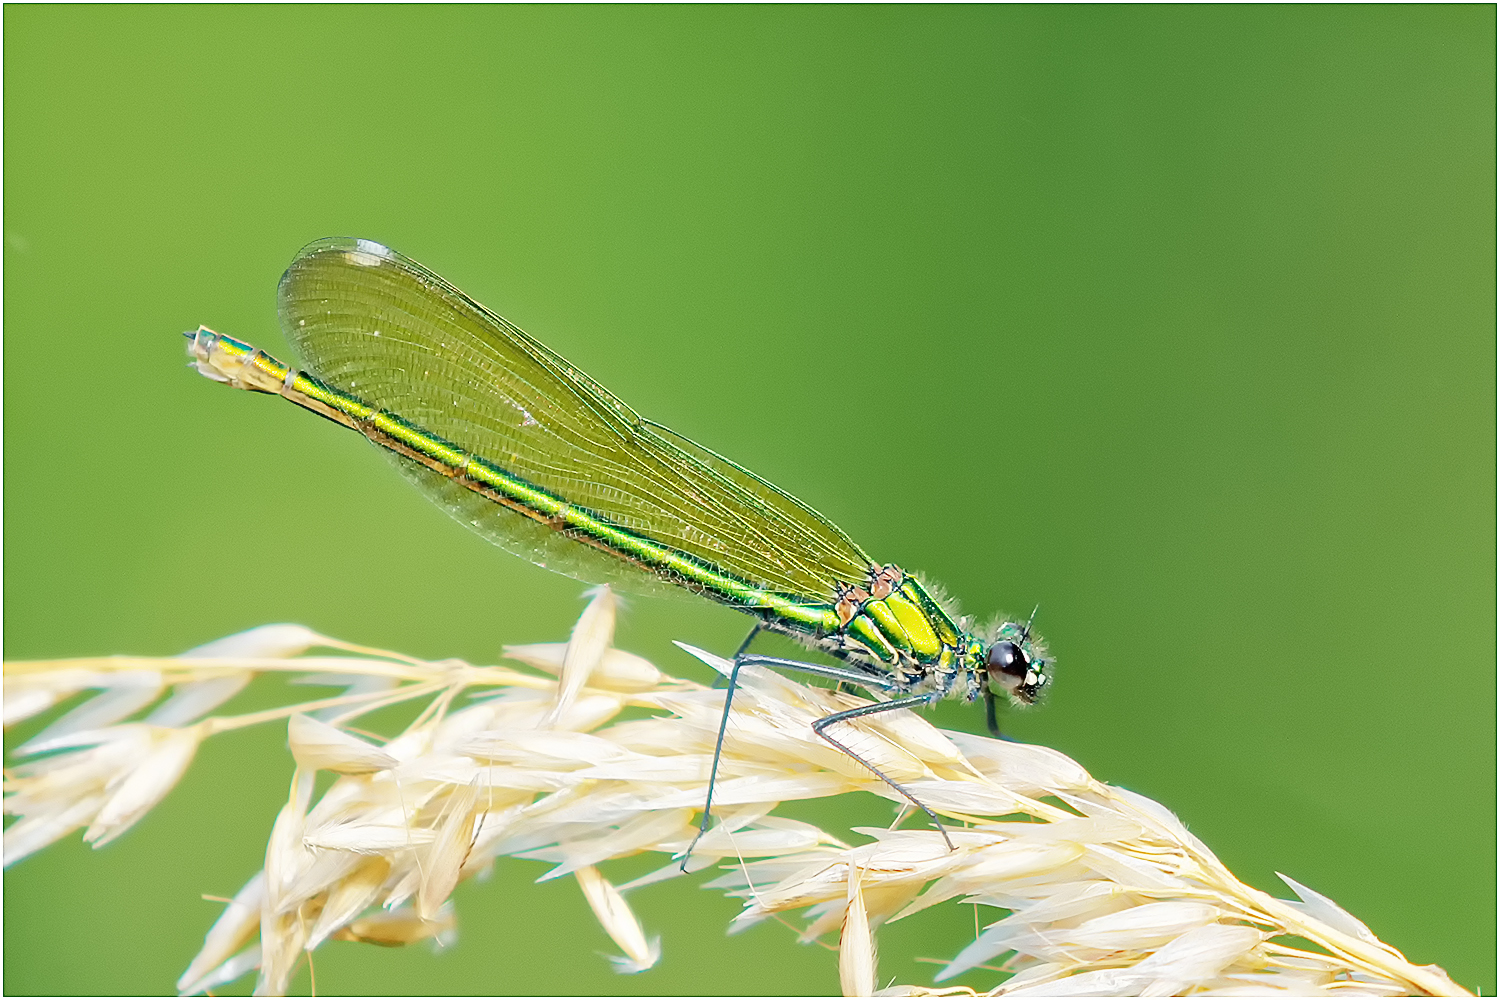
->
[[186, 237, 1050, 858]]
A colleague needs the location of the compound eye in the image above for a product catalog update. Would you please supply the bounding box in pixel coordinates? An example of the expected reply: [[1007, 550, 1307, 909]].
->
[[987, 640, 1028, 679]]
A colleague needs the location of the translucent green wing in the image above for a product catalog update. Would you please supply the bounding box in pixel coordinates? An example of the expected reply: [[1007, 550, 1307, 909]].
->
[[277, 238, 874, 602]]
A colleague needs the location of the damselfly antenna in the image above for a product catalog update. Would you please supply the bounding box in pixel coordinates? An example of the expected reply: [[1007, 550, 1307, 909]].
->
[[1020, 604, 1040, 645]]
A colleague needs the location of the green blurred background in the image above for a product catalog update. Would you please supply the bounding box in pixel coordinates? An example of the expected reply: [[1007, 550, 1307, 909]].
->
[[4, 6, 1493, 996]]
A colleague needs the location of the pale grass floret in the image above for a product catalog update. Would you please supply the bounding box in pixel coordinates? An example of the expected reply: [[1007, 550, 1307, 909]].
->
[[575, 864, 662, 973], [3, 589, 1471, 997], [841, 864, 879, 998]]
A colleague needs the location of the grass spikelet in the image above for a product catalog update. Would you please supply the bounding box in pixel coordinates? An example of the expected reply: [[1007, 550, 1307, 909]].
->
[[288, 713, 398, 774], [575, 864, 661, 973], [841, 863, 878, 997], [3, 588, 1471, 997]]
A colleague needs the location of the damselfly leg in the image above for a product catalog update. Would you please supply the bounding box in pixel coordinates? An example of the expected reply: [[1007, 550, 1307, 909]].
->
[[678, 642, 948, 869], [678, 626, 760, 870], [810, 693, 954, 850], [985, 688, 1001, 738]]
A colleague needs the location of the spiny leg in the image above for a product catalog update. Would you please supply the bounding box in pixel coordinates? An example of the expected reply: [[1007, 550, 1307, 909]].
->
[[811, 694, 956, 851], [679, 641, 901, 870], [984, 688, 1001, 738], [736, 654, 903, 690], [679, 625, 761, 870]]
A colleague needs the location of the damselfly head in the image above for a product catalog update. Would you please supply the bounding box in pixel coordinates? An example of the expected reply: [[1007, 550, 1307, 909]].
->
[[984, 612, 1049, 705], [986, 639, 1047, 704]]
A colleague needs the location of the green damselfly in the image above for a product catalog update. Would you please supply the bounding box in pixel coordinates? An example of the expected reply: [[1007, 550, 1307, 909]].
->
[[186, 237, 1050, 857]]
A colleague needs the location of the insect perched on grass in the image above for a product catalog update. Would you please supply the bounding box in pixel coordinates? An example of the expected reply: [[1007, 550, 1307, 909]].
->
[[186, 237, 1050, 860]]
